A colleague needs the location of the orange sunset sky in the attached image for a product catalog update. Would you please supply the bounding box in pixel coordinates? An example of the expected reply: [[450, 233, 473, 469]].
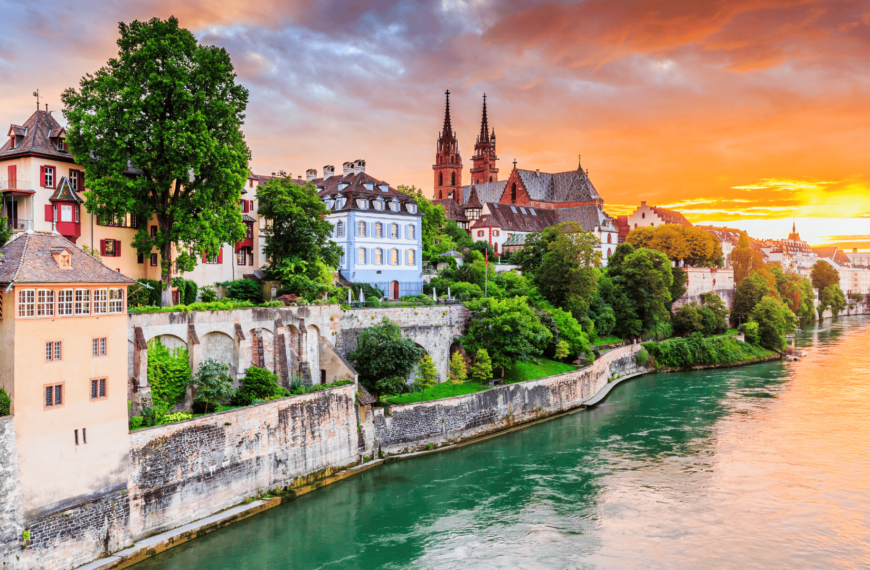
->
[[1, 0, 868, 248]]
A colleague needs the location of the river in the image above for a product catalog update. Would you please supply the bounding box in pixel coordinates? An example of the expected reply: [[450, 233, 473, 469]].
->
[[133, 315, 870, 569]]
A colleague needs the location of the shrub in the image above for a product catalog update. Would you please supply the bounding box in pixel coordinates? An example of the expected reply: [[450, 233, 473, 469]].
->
[[129, 279, 164, 307], [259, 300, 285, 307], [233, 366, 285, 405], [554, 340, 570, 361], [147, 339, 191, 406], [642, 334, 773, 369], [0, 387, 10, 417], [739, 321, 760, 345], [159, 412, 193, 424], [219, 279, 263, 303], [349, 282, 385, 300], [635, 347, 649, 367], [673, 303, 705, 336], [184, 280, 198, 305], [191, 359, 234, 414], [469, 348, 493, 382], [129, 416, 144, 430], [199, 285, 218, 303]]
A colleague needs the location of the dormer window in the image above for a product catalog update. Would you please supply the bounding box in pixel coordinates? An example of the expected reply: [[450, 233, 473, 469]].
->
[[51, 247, 72, 269], [406, 204, 417, 214], [356, 198, 368, 209], [389, 201, 399, 212], [379, 184, 389, 192], [365, 183, 374, 191], [374, 199, 384, 211]]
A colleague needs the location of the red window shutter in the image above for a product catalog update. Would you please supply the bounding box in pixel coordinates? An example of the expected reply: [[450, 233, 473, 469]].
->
[[218, 249, 223, 264], [45, 204, 53, 222], [100, 239, 107, 256], [116, 241, 121, 257], [249, 200, 254, 211], [40, 165, 46, 187], [202, 251, 207, 263], [7, 165, 15, 187]]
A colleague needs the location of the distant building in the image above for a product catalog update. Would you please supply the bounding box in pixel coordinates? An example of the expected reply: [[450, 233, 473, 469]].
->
[[696, 226, 743, 267], [812, 246, 870, 295], [846, 248, 870, 269], [0, 231, 134, 519], [625, 201, 692, 232], [312, 160, 423, 299], [430, 93, 618, 264], [761, 223, 817, 275]]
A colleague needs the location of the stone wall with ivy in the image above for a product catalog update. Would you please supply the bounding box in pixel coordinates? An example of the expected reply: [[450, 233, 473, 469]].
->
[[0, 416, 24, 569]]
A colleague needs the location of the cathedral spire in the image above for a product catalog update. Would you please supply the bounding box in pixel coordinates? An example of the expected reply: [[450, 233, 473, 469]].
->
[[441, 90, 453, 139], [479, 94, 489, 142]]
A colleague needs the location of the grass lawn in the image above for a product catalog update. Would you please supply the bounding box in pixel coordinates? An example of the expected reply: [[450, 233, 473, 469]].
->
[[725, 328, 740, 335], [592, 335, 623, 346], [503, 358, 579, 384], [383, 379, 491, 405]]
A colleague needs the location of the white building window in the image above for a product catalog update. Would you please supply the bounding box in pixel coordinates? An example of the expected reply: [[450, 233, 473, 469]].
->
[[37, 289, 54, 317], [336, 221, 344, 237], [358, 248, 367, 264], [60, 204, 73, 222], [390, 202, 399, 212], [94, 289, 108, 314], [391, 223, 398, 238], [407, 250, 416, 266], [58, 289, 74, 316], [391, 249, 399, 265], [375, 222, 383, 237], [406, 225, 415, 239], [375, 248, 383, 264], [108, 288, 124, 313], [75, 289, 91, 315], [18, 289, 35, 317], [358, 221, 366, 237]]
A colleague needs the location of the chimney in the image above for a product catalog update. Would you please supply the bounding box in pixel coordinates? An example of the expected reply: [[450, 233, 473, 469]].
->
[[641, 201, 647, 207], [306, 168, 317, 182], [323, 165, 335, 180], [342, 161, 353, 176], [855, 248, 859, 253], [354, 159, 365, 175]]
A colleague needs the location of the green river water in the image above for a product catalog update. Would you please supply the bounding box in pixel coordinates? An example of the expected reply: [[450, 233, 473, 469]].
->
[[133, 315, 870, 569]]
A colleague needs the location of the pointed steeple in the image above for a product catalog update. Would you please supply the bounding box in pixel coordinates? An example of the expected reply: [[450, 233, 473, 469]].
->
[[441, 90, 453, 139], [479, 93, 489, 142]]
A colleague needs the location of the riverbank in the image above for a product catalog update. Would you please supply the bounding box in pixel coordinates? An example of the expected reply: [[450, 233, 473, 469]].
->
[[73, 338, 795, 569]]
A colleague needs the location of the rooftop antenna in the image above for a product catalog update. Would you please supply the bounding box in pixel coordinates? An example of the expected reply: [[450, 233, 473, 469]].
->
[[33, 89, 39, 110]]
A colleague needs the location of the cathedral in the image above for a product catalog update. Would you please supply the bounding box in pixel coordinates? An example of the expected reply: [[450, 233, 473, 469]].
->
[[431, 91, 618, 264]]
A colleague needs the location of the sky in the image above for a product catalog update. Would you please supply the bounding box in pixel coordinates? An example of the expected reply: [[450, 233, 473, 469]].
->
[[1, 0, 868, 248]]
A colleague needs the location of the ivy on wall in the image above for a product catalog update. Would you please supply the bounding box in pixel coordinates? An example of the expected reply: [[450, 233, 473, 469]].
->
[[147, 339, 191, 406]]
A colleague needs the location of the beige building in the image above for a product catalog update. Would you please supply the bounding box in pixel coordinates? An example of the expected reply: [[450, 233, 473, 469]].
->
[[0, 231, 133, 514], [625, 201, 692, 231], [1, 107, 262, 300]]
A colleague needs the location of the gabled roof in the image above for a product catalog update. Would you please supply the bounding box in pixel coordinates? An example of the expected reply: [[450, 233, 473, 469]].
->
[[472, 202, 560, 232], [555, 205, 618, 233], [812, 247, 851, 267], [465, 186, 482, 209], [461, 180, 507, 205], [650, 206, 692, 227], [0, 110, 71, 159], [516, 166, 602, 203], [48, 176, 84, 203], [0, 232, 136, 285], [315, 171, 420, 216]]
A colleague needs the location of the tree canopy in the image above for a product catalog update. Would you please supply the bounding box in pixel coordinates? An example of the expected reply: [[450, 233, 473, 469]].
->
[[625, 225, 723, 267], [810, 260, 839, 291], [62, 16, 249, 305], [397, 185, 444, 260], [732, 272, 777, 325], [749, 296, 795, 351], [347, 318, 425, 400], [534, 222, 601, 320], [617, 248, 674, 334]]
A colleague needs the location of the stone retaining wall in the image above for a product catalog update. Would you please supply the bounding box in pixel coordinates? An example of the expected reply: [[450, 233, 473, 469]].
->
[[373, 345, 642, 455], [126, 383, 359, 540], [0, 416, 23, 569]]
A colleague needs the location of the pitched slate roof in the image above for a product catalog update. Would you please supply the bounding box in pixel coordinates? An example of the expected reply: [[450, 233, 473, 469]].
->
[[812, 247, 851, 267], [555, 205, 617, 233], [650, 206, 692, 227], [461, 180, 507, 205], [432, 199, 468, 223], [48, 176, 84, 203], [516, 167, 602, 203], [0, 232, 135, 285], [315, 170, 420, 216], [472, 203, 560, 232], [0, 110, 71, 160], [465, 186, 482, 209]]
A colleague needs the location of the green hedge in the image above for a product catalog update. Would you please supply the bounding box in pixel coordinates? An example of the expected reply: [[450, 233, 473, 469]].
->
[[643, 334, 775, 369]]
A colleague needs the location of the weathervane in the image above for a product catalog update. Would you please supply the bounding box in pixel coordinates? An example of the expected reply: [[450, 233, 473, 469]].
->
[[33, 89, 39, 110]]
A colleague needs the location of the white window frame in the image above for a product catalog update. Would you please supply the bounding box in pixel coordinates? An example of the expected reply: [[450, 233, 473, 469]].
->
[[108, 288, 124, 313], [375, 248, 383, 265], [375, 222, 383, 238], [58, 289, 74, 316], [60, 204, 73, 223], [406, 225, 415, 240], [336, 221, 344, 237], [18, 289, 35, 317], [358, 247, 366, 264], [358, 221, 367, 237], [37, 289, 55, 317], [407, 249, 415, 266], [44, 167, 54, 188], [93, 289, 108, 314], [75, 289, 91, 315], [391, 224, 398, 239], [390, 249, 398, 265]]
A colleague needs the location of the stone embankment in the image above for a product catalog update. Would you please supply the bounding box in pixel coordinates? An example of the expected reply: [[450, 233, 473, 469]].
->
[[372, 344, 644, 456]]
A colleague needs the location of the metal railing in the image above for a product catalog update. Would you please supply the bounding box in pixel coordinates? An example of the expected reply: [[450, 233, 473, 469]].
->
[[5, 219, 30, 231], [0, 179, 33, 191]]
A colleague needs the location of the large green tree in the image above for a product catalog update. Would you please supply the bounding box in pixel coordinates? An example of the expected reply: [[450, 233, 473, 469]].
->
[[62, 17, 249, 305], [625, 225, 723, 267], [818, 283, 846, 318], [618, 248, 674, 334], [347, 318, 426, 401], [749, 296, 796, 351], [730, 232, 771, 287], [732, 272, 776, 325], [257, 175, 341, 289], [462, 296, 552, 378], [534, 222, 601, 319], [397, 185, 444, 260], [810, 260, 839, 291]]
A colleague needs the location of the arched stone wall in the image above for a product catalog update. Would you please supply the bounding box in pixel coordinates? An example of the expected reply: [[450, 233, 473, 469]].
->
[[201, 332, 236, 376], [151, 334, 187, 352], [307, 325, 321, 383]]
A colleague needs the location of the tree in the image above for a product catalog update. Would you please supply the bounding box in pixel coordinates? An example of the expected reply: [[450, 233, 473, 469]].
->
[[413, 355, 439, 401], [699, 292, 729, 334], [554, 341, 570, 361], [730, 232, 770, 286], [819, 283, 846, 317], [732, 272, 776, 325], [625, 225, 723, 267], [748, 296, 795, 351], [397, 185, 444, 260], [190, 359, 234, 414], [810, 260, 839, 291], [534, 222, 601, 319], [62, 17, 249, 306], [448, 352, 467, 396], [597, 272, 642, 339], [618, 248, 674, 334], [232, 366, 286, 406], [462, 296, 552, 378], [347, 318, 425, 401], [546, 306, 591, 358], [468, 349, 493, 383], [257, 176, 341, 283], [672, 303, 705, 335], [0, 222, 12, 248], [513, 230, 554, 275]]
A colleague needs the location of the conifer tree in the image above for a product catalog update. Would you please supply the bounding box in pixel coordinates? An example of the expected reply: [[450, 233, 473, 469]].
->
[[448, 352, 467, 396], [414, 355, 439, 402], [469, 349, 493, 383]]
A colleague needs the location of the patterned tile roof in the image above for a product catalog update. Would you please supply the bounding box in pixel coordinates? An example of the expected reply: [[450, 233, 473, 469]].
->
[[555, 205, 618, 233], [48, 176, 84, 203], [0, 110, 71, 160], [461, 180, 507, 205], [432, 199, 468, 223], [650, 206, 692, 227], [472, 202, 560, 232], [0, 232, 136, 284]]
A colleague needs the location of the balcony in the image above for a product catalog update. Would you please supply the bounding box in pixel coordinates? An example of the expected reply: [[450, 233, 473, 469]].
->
[[5, 219, 31, 231], [0, 179, 34, 193]]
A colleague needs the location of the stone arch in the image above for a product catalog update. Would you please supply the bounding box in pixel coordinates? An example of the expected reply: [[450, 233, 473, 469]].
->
[[151, 334, 186, 351], [202, 331, 235, 376]]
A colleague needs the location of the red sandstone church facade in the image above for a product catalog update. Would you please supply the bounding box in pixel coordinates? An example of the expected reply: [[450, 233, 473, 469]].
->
[[431, 92, 618, 264]]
